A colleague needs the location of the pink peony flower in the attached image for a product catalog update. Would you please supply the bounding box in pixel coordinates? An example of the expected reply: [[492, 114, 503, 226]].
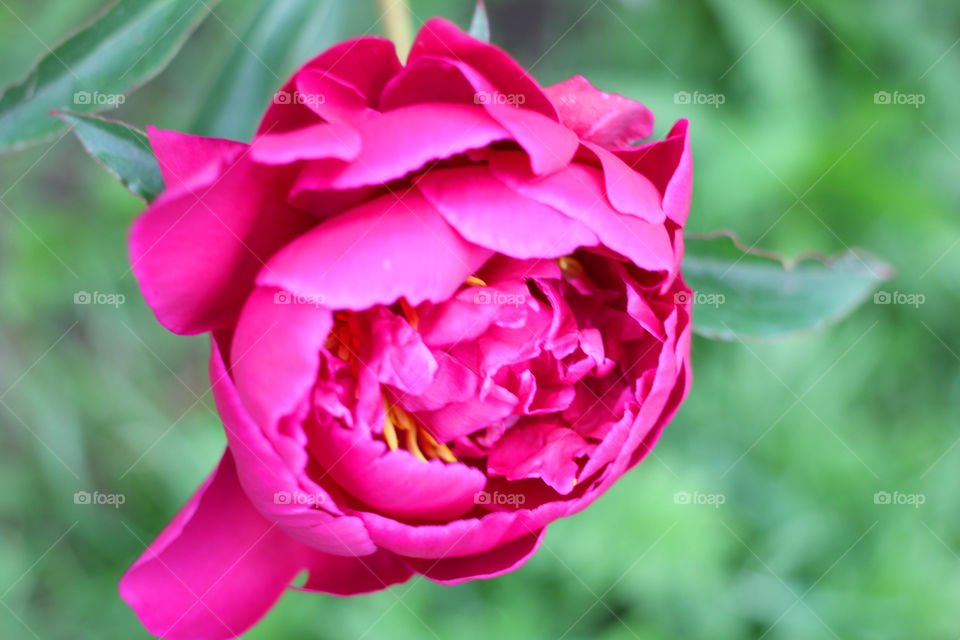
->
[[121, 17, 692, 640]]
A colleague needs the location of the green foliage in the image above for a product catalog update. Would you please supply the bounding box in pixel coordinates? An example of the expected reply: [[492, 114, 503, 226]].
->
[[683, 233, 892, 340], [0, 0, 219, 151], [55, 111, 162, 201]]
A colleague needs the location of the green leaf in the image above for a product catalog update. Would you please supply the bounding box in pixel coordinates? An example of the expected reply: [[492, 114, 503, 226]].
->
[[191, 0, 345, 141], [0, 0, 219, 152], [468, 0, 491, 43], [682, 232, 893, 341], [54, 111, 162, 202]]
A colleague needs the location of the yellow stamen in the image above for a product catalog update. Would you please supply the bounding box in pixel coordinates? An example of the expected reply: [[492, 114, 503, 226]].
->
[[382, 400, 457, 463], [465, 275, 487, 287], [557, 256, 585, 279], [399, 298, 419, 329]]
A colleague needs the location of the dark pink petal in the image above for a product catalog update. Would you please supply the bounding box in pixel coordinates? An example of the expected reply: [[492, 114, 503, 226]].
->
[[544, 75, 654, 148], [294, 69, 378, 124], [257, 188, 493, 310], [614, 119, 692, 226], [380, 57, 478, 109], [130, 135, 315, 335], [258, 37, 402, 134], [487, 422, 593, 495], [307, 419, 487, 521], [401, 530, 544, 584], [409, 18, 558, 120], [147, 126, 245, 190], [249, 122, 361, 165], [230, 287, 333, 432], [210, 334, 377, 555], [293, 103, 510, 191], [120, 453, 308, 640], [300, 548, 412, 595], [416, 165, 599, 259], [485, 152, 673, 272]]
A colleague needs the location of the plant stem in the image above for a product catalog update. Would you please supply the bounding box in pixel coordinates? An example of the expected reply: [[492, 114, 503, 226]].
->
[[376, 0, 414, 63]]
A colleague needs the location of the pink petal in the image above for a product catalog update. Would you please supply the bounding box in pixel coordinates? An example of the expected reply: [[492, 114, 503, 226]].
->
[[293, 102, 510, 191], [301, 548, 412, 595], [409, 18, 558, 120], [257, 188, 493, 310], [485, 152, 673, 272], [210, 334, 377, 555], [130, 135, 315, 335], [544, 75, 654, 148], [229, 287, 333, 432], [120, 452, 308, 640], [401, 529, 544, 584], [614, 119, 692, 226], [249, 122, 361, 165], [258, 37, 402, 134], [487, 422, 593, 495], [416, 165, 599, 259], [307, 419, 487, 521], [147, 126, 245, 190]]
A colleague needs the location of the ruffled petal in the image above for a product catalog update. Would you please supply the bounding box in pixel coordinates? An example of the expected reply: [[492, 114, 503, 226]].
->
[[614, 119, 692, 226], [257, 188, 493, 310], [545, 75, 654, 148], [307, 419, 487, 521], [210, 334, 377, 555], [301, 548, 413, 595], [416, 165, 599, 259], [292, 103, 510, 190], [130, 132, 315, 334], [401, 529, 544, 584]]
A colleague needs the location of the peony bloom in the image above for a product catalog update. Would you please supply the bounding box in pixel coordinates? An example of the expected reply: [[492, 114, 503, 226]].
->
[[121, 17, 692, 640]]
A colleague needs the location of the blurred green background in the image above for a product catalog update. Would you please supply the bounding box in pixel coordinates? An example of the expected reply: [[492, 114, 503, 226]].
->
[[1, 0, 958, 638]]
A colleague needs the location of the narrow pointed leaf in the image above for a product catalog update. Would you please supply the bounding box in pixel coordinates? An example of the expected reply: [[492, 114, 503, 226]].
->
[[682, 232, 893, 341], [192, 0, 345, 141], [55, 111, 162, 202], [0, 0, 219, 152], [469, 1, 491, 43]]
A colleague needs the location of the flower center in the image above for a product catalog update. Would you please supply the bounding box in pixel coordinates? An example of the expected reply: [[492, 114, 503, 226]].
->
[[382, 401, 457, 462]]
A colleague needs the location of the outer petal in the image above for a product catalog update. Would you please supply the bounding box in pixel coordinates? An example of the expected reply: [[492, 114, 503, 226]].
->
[[416, 165, 599, 259], [249, 122, 361, 165], [484, 152, 674, 273], [257, 188, 493, 310], [120, 452, 308, 640], [401, 529, 544, 584], [130, 130, 315, 335], [615, 119, 692, 226], [258, 37, 402, 134], [409, 18, 558, 120], [292, 103, 510, 191], [211, 333, 377, 556], [301, 548, 413, 595], [544, 75, 654, 148]]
